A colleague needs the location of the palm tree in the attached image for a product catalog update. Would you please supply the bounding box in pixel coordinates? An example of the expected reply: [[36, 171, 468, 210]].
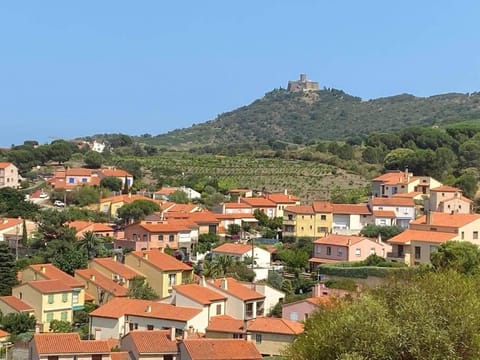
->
[[201, 259, 222, 278], [215, 255, 234, 275], [77, 231, 102, 260]]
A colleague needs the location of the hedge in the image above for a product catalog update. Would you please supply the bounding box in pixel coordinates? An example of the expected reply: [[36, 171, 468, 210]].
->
[[317, 264, 408, 278]]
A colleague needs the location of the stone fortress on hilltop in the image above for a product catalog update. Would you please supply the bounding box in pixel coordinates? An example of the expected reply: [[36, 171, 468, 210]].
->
[[287, 73, 319, 92]]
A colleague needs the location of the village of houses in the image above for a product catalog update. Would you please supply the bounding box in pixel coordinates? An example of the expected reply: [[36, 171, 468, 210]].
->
[[0, 160, 478, 359]]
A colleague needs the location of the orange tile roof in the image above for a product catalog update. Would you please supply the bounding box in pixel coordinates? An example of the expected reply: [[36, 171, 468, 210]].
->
[[91, 258, 140, 279], [284, 205, 314, 215], [267, 193, 298, 204], [210, 278, 264, 301], [332, 204, 371, 215], [411, 212, 480, 228], [188, 211, 221, 224], [0, 296, 34, 312], [212, 243, 253, 256], [155, 187, 178, 195], [90, 297, 201, 321], [0, 329, 9, 338], [181, 339, 262, 360], [312, 201, 334, 213], [0, 218, 22, 231], [240, 197, 276, 207], [174, 284, 227, 305], [66, 168, 93, 177], [306, 296, 337, 307], [100, 169, 132, 178], [140, 222, 190, 233], [130, 250, 192, 271], [247, 317, 304, 335], [29, 264, 84, 288], [26, 280, 72, 294], [392, 192, 423, 199], [373, 210, 396, 218], [75, 269, 128, 296], [215, 213, 257, 220], [430, 185, 461, 192], [68, 221, 114, 233], [223, 202, 252, 209], [371, 197, 414, 207], [313, 234, 371, 247], [387, 229, 456, 244], [163, 204, 199, 213], [0, 162, 13, 169], [372, 171, 415, 185], [206, 315, 244, 333], [110, 352, 130, 360], [124, 330, 177, 353], [32, 333, 110, 354]]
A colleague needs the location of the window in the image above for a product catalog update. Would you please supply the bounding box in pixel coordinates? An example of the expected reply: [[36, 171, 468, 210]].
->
[[158, 235, 164, 241], [46, 313, 54, 322], [147, 325, 154, 330], [245, 303, 254, 318], [337, 248, 343, 257], [370, 248, 376, 255], [48, 294, 54, 304], [129, 323, 139, 331], [321, 215, 326, 221], [233, 333, 243, 339], [355, 248, 361, 257], [92, 355, 102, 360], [62, 293, 68, 303], [169, 235, 174, 242], [133, 234, 138, 241], [474, 231, 479, 240], [415, 246, 421, 260], [72, 292, 79, 304], [48, 356, 59, 360], [143, 234, 148, 242], [290, 312, 298, 321], [462, 231, 465, 240], [309, 225, 312, 230], [81, 178, 87, 183], [315, 246, 321, 255], [288, 214, 293, 221], [255, 334, 262, 344], [68, 178, 75, 184], [326, 247, 331, 256], [61, 311, 68, 321], [168, 273, 176, 286], [216, 304, 222, 315], [301, 215, 304, 220]]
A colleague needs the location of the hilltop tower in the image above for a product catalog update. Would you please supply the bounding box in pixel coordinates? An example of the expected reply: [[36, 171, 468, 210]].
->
[[287, 73, 319, 92]]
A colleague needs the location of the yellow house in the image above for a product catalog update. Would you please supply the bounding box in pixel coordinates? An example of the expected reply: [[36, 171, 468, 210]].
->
[[98, 194, 158, 218], [21, 263, 85, 311], [283, 201, 333, 238], [124, 250, 193, 298], [11, 280, 77, 332], [0, 295, 35, 319]]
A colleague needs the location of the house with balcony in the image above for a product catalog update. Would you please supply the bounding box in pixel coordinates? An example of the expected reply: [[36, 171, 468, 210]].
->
[[124, 250, 193, 298], [282, 205, 317, 238], [222, 202, 253, 215], [215, 213, 258, 237], [0, 162, 19, 189], [387, 212, 480, 265], [122, 221, 191, 251], [369, 197, 416, 228], [372, 170, 442, 198], [265, 191, 300, 218], [207, 277, 265, 321], [331, 204, 372, 235], [427, 185, 473, 214], [29, 333, 114, 360], [240, 197, 277, 219], [75, 268, 128, 306], [309, 234, 391, 269], [89, 297, 203, 340]]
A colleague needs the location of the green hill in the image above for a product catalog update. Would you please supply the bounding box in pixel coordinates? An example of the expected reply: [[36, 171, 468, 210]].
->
[[143, 88, 480, 148]]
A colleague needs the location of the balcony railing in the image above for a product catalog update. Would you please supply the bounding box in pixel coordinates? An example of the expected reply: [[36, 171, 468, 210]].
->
[[386, 252, 406, 262]]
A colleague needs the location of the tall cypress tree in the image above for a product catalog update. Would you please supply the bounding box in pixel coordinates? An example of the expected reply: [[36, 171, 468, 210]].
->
[[0, 242, 18, 296]]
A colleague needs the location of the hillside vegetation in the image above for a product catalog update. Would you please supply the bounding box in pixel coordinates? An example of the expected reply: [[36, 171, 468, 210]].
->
[[141, 88, 480, 149]]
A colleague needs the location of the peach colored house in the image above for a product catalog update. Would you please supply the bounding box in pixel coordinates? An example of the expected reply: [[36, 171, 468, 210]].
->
[[29, 333, 112, 360], [68, 221, 115, 239], [309, 234, 391, 269], [122, 221, 192, 251], [240, 197, 277, 218], [388, 212, 480, 265], [428, 185, 473, 214], [370, 197, 416, 228], [0, 162, 19, 189], [371, 170, 442, 198]]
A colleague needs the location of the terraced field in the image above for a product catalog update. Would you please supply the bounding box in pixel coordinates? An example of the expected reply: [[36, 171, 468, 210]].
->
[[137, 153, 369, 201]]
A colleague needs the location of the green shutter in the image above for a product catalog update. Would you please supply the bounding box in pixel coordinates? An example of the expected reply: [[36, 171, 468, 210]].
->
[[61, 312, 68, 321], [62, 293, 68, 302]]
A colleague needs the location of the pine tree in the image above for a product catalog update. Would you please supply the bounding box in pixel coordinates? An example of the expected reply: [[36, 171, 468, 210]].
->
[[0, 242, 18, 295]]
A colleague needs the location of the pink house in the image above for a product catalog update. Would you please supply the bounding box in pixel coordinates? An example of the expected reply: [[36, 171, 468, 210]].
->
[[309, 234, 391, 269], [121, 221, 190, 251]]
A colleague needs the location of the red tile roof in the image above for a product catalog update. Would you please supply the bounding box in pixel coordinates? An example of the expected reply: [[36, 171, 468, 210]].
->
[[430, 185, 461, 192], [181, 339, 262, 360], [130, 250, 192, 271], [0, 162, 13, 169], [65, 168, 93, 177], [240, 197, 276, 207], [123, 330, 177, 353], [313, 234, 372, 247], [28, 264, 84, 288], [392, 192, 423, 199], [174, 284, 227, 305], [110, 352, 130, 360], [373, 210, 396, 218], [91, 258, 140, 279], [312, 201, 334, 213], [215, 213, 256, 220], [188, 211, 221, 224], [411, 212, 480, 228], [163, 204, 199, 213], [210, 278, 264, 301], [0, 218, 22, 231], [68, 221, 114, 233], [247, 317, 304, 335], [284, 205, 314, 215], [155, 187, 178, 195], [100, 169, 132, 178], [32, 333, 110, 354], [26, 280, 72, 294], [139, 222, 190, 233], [267, 193, 298, 204], [332, 204, 371, 215], [223, 202, 252, 209], [75, 269, 128, 297], [206, 315, 244, 333], [0, 296, 34, 312], [90, 297, 201, 321], [309, 258, 341, 264], [0, 329, 9, 338], [371, 197, 414, 207], [387, 229, 457, 244], [212, 243, 253, 256], [372, 171, 415, 185]]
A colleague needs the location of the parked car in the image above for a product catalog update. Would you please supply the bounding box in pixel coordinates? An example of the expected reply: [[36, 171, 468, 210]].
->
[[54, 200, 65, 207], [39, 192, 48, 199]]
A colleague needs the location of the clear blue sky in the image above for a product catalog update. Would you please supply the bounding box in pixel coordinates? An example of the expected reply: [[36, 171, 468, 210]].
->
[[1, 1, 479, 146]]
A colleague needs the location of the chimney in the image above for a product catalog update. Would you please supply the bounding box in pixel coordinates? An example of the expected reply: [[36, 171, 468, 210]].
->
[[200, 276, 206, 287], [220, 277, 228, 290], [169, 327, 176, 340], [284, 189, 288, 195], [90, 274, 96, 281], [405, 166, 409, 181], [246, 332, 252, 342], [145, 305, 152, 313], [113, 254, 117, 262], [182, 327, 189, 340], [40, 266, 46, 274], [347, 239, 351, 246], [377, 233, 382, 243], [426, 211, 433, 225]]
